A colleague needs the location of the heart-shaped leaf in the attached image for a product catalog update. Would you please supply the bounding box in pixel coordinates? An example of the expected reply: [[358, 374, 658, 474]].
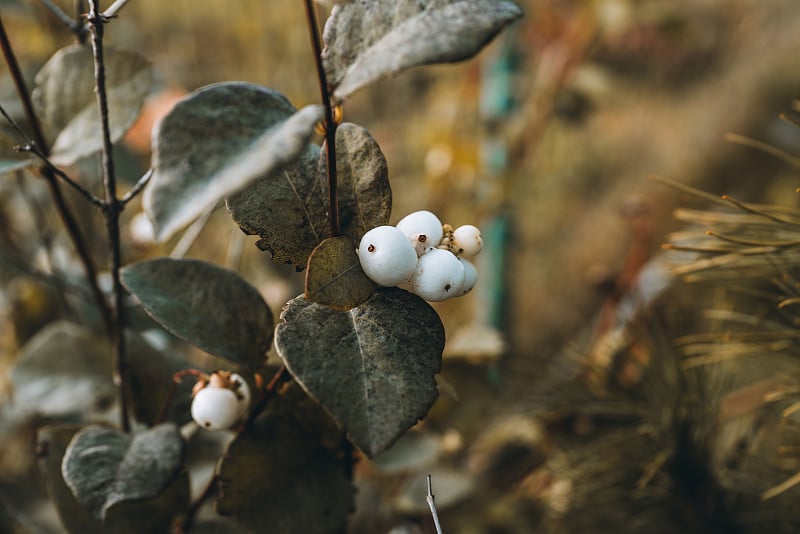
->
[[227, 122, 390, 269], [39, 425, 189, 533], [275, 288, 445, 457], [61, 423, 185, 521], [216, 392, 353, 534], [10, 321, 114, 417], [32, 44, 151, 165], [121, 258, 273, 367], [144, 82, 322, 242], [305, 236, 376, 310], [322, 0, 523, 100]]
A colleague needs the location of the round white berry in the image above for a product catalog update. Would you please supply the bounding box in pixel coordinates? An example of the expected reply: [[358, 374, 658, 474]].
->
[[452, 225, 483, 257], [358, 226, 418, 286], [396, 211, 443, 255], [191, 387, 241, 430], [191, 372, 250, 430], [457, 258, 478, 296], [410, 248, 465, 302]]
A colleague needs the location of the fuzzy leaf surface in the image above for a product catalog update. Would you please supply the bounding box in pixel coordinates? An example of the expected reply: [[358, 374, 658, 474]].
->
[[216, 392, 353, 534], [32, 44, 151, 165], [121, 258, 273, 367], [227, 146, 327, 267], [61, 424, 185, 521], [144, 82, 323, 241], [39, 425, 189, 533], [10, 321, 114, 417], [227, 122, 390, 268], [322, 0, 523, 100], [305, 236, 376, 310], [325, 122, 392, 240], [275, 288, 445, 457]]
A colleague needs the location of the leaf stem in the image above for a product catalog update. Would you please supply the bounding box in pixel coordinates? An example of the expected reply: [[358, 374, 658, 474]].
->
[[0, 13, 112, 331], [304, 0, 340, 236], [427, 474, 444, 534], [87, 0, 130, 433], [120, 168, 153, 205]]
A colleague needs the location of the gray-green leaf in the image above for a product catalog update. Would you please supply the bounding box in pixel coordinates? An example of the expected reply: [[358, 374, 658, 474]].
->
[[227, 122, 390, 269], [10, 321, 114, 417], [327, 122, 392, 240], [32, 44, 151, 165], [144, 82, 323, 242], [39, 425, 190, 533], [275, 288, 445, 457], [121, 258, 273, 367], [216, 394, 353, 534], [322, 0, 523, 100], [61, 423, 185, 521]]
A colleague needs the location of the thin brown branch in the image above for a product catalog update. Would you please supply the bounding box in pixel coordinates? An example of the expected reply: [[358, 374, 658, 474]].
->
[[120, 168, 153, 205], [304, 0, 340, 236], [0, 103, 104, 207], [0, 13, 111, 331], [88, 0, 130, 432]]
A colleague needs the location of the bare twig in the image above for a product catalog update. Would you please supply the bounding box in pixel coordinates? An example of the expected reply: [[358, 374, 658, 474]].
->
[[87, 0, 130, 432], [0, 13, 112, 331], [304, 0, 340, 236], [120, 168, 153, 205], [38, 0, 79, 34], [0, 104, 105, 207], [103, 0, 132, 19], [427, 474, 444, 534]]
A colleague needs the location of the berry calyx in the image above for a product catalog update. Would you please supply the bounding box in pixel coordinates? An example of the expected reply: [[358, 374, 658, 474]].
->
[[396, 210, 443, 256]]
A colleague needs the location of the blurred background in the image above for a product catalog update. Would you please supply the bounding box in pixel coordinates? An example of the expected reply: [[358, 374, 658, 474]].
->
[[2, 0, 800, 532]]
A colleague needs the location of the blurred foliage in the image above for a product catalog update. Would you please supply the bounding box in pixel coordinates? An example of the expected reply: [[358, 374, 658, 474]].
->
[[2, 0, 800, 532]]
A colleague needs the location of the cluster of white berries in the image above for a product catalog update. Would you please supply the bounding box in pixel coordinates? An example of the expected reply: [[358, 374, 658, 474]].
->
[[357, 210, 483, 302], [190, 371, 251, 430]]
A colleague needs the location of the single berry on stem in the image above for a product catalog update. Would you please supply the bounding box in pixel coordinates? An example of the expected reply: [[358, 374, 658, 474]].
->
[[357, 225, 418, 286], [451, 225, 483, 258], [410, 248, 466, 302], [190, 371, 251, 431]]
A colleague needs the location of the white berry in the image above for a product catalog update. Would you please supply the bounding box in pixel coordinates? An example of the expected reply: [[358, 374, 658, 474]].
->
[[191, 387, 241, 430], [396, 211, 443, 256], [452, 225, 483, 257], [410, 248, 465, 302], [191, 372, 250, 430], [358, 226, 418, 286], [458, 258, 478, 296]]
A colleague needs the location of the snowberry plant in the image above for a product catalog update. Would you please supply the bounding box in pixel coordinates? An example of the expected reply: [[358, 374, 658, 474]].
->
[[2, 1, 520, 532]]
